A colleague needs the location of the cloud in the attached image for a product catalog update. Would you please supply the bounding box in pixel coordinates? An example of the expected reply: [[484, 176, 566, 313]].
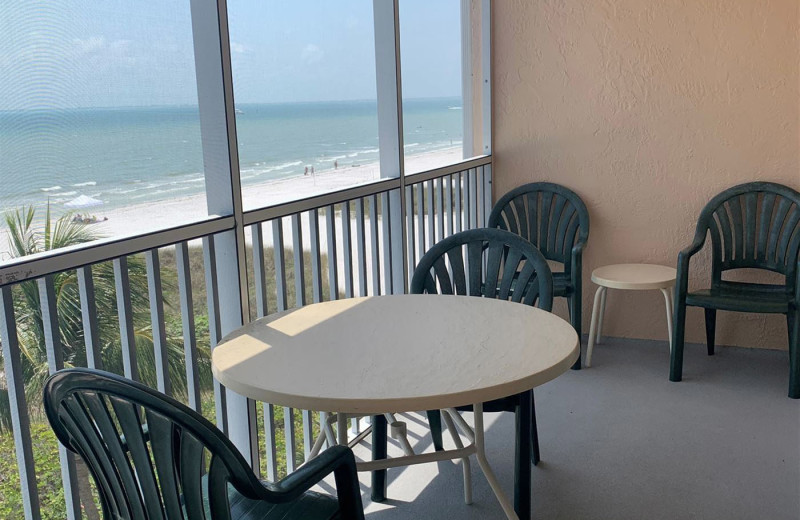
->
[[300, 43, 323, 65], [72, 36, 106, 55], [72, 37, 131, 58], [230, 41, 250, 54]]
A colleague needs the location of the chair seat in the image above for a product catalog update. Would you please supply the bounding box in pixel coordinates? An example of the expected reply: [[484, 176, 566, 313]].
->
[[552, 272, 573, 298], [686, 284, 794, 314], [203, 477, 341, 520]]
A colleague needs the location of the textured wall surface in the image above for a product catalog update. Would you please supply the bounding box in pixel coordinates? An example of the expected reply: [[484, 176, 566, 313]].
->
[[492, 0, 799, 349]]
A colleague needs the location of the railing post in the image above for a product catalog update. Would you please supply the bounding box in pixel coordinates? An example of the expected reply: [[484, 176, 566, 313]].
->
[[145, 249, 171, 396], [0, 287, 41, 520], [113, 257, 138, 381], [175, 241, 202, 412], [38, 277, 81, 520], [77, 266, 102, 369], [373, 0, 406, 293], [189, 0, 258, 468]]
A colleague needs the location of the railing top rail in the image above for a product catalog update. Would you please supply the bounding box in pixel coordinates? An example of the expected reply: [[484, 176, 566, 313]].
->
[[242, 155, 491, 226], [404, 155, 491, 185], [0, 215, 234, 287], [242, 178, 400, 226]]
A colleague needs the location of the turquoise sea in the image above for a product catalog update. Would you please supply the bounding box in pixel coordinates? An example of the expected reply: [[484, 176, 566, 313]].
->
[[0, 97, 462, 212]]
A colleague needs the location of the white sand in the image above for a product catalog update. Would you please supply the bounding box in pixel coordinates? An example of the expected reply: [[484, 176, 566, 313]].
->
[[0, 147, 463, 261], [95, 146, 462, 239]]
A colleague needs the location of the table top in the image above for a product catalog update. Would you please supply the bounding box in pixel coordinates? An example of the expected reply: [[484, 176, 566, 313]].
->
[[211, 295, 579, 414], [591, 263, 677, 290]]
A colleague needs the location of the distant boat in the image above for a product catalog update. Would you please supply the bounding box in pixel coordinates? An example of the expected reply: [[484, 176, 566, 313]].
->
[[235, 108, 244, 114]]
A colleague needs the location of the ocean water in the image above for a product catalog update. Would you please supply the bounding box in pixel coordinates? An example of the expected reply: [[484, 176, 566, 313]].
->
[[0, 97, 462, 213]]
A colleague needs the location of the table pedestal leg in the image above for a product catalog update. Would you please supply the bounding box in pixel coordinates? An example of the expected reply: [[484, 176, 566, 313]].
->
[[474, 402, 519, 519], [337, 413, 348, 446], [441, 409, 473, 504], [371, 415, 388, 502]]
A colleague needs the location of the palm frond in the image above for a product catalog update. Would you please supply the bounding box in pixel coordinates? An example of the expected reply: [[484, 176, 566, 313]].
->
[[4, 206, 38, 258]]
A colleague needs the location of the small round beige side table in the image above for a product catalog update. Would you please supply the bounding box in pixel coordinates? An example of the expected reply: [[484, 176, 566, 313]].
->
[[585, 263, 677, 367]]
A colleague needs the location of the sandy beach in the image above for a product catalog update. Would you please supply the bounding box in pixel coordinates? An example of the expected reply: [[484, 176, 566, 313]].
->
[[99, 146, 460, 238], [0, 147, 463, 262]]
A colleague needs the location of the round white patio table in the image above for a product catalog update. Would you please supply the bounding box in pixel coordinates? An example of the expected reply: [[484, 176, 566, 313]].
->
[[212, 294, 579, 519], [585, 263, 677, 367]]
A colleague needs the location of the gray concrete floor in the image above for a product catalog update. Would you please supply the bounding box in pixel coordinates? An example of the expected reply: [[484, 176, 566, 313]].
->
[[319, 337, 800, 519]]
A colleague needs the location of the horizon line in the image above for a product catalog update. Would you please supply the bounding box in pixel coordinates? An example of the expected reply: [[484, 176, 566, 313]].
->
[[0, 95, 463, 113]]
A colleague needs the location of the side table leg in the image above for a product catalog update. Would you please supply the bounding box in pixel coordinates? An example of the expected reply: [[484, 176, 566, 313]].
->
[[474, 403, 519, 519], [660, 288, 673, 351], [585, 286, 606, 368], [596, 286, 608, 344]]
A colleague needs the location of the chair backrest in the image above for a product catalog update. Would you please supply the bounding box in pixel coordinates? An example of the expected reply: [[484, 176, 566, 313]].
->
[[44, 368, 269, 520], [693, 182, 800, 284], [488, 182, 589, 269], [410, 228, 554, 311]]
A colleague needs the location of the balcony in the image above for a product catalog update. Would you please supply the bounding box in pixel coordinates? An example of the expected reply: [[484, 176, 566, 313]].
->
[[350, 339, 797, 518], [1, 0, 799, 519]]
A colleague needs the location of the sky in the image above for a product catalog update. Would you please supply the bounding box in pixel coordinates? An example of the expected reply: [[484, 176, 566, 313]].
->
[[0, 0, 463, 110]]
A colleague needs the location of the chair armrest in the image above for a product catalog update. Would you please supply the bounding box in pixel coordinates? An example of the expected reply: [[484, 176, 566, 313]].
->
[[266, 446, 364, 519], [570, 240, 586, 291], [795, 258, 800, 303], [570, 242, 585, 278], [679, 233, 706, 263], [675, 234, 706, 300]]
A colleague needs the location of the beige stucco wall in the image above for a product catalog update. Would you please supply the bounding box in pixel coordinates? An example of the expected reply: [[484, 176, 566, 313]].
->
[[492, 0, 800, 349]]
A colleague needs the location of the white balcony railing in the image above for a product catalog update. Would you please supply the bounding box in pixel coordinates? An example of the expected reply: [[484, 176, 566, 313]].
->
[[0, 155, 492, 519]]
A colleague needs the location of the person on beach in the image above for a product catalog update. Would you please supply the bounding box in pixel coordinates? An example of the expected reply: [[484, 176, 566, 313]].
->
[[334, 160, 338, 169], [304, 166, 309, 176], [311, 165, 315, 176]]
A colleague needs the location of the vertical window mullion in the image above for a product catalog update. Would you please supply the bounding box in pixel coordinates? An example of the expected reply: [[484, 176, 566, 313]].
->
[[373, 0, 406, 292], [189, 0, 257, 469]]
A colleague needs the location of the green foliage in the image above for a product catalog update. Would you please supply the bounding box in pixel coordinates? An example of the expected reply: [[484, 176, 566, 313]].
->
[[0, 423, 64, 520], [0, 206, 194, 423], [0, 206, 337, 518]]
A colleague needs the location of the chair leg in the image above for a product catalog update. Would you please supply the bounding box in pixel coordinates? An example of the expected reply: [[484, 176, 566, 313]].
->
[[426, 410, 444, 451], [371, 415, 388, 502], [531, 390, 540, 466], [704, 308, 716, 356], [670, 299, 688, 382], [788, 309, 799, 399], [568, 294, 582, 370], [514, 391, 532, 520]]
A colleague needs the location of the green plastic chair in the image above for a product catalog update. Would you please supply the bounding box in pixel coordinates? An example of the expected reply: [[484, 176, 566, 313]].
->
[[44, 368, 365, 519], [378, 228, 553, 519], [669, 182, 800, 398], [488, 182, 590, 370]]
